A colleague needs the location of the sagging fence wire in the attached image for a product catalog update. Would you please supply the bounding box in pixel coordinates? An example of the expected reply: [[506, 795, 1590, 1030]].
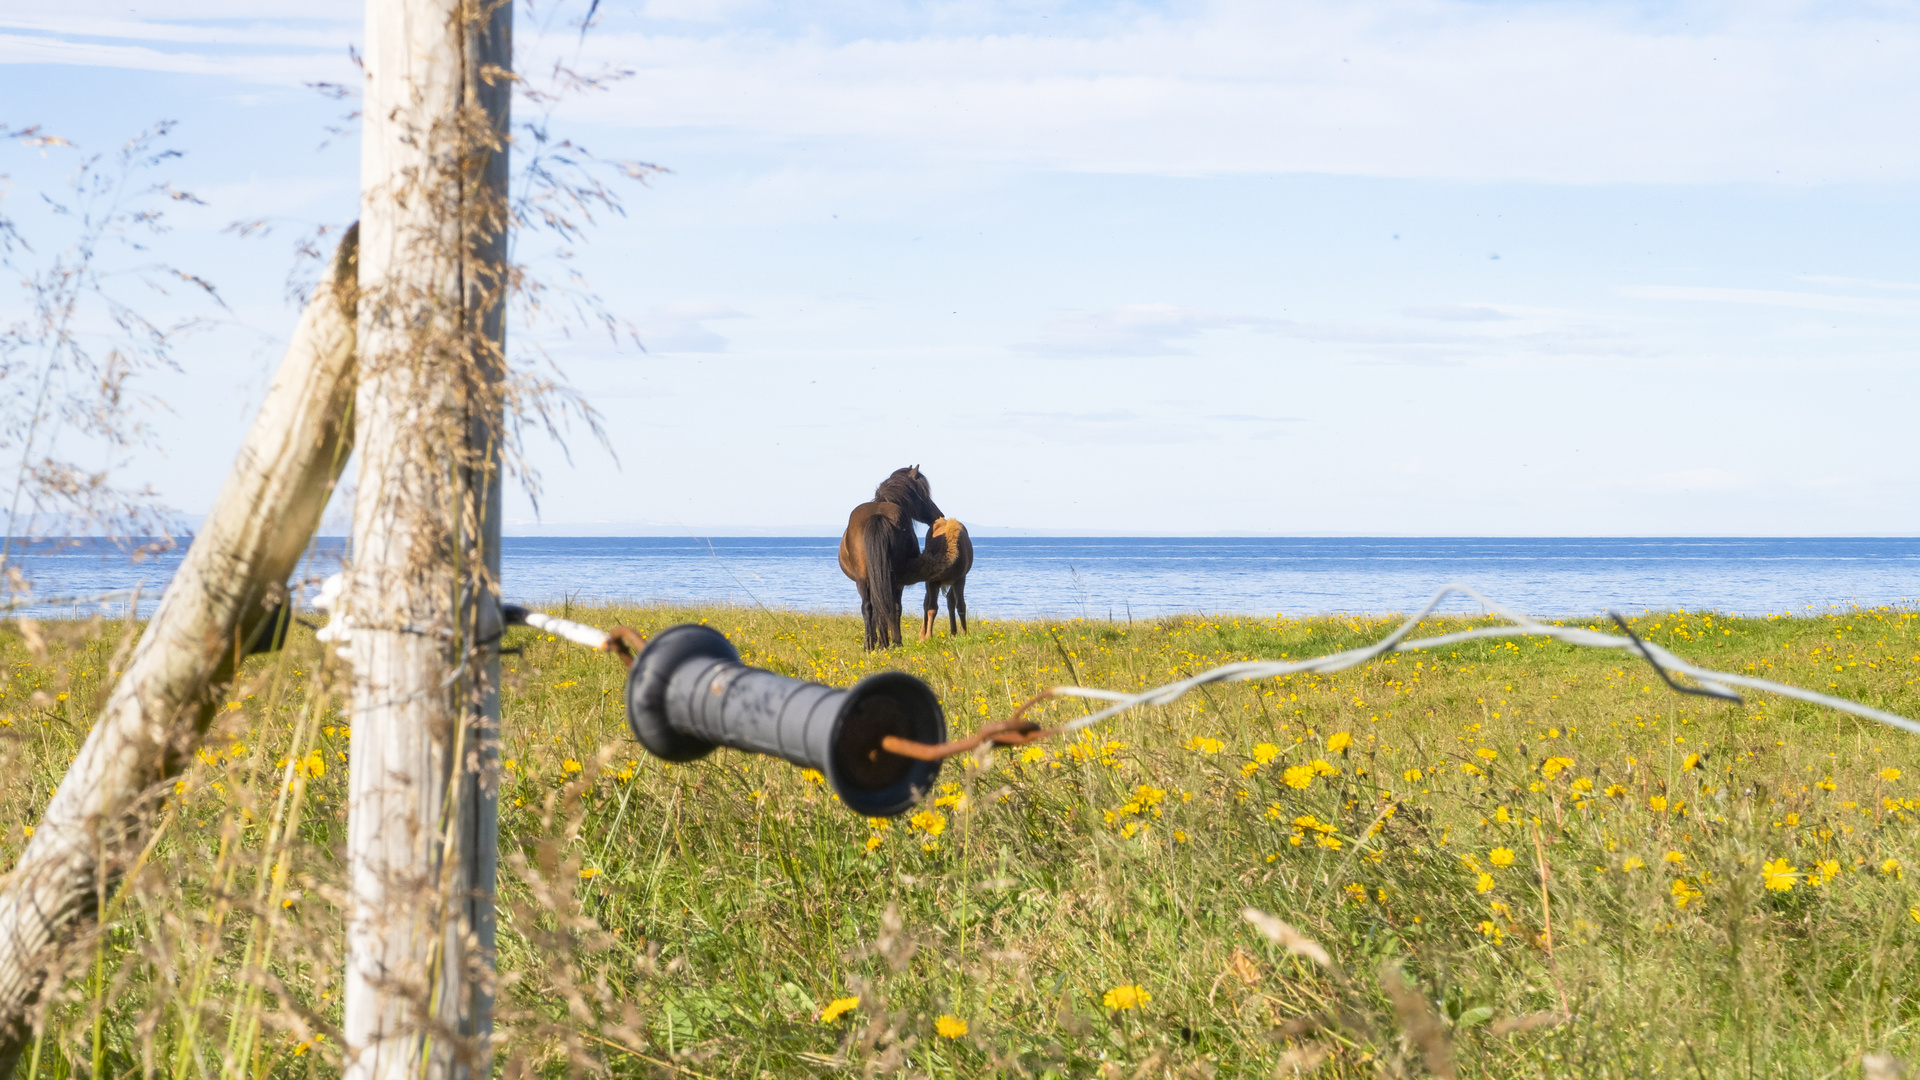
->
[[501, 583, 1920, 787], [875, 583, 1920, 763]]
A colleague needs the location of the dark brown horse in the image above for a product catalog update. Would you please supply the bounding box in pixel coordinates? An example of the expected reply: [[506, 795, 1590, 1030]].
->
[[904, 517, 971, 641], [838, 466, 942, 650]]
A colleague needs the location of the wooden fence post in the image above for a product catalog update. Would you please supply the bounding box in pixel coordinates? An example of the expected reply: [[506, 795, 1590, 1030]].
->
[[340, 0, 509, 1077], [0, 228, 360, 1077]]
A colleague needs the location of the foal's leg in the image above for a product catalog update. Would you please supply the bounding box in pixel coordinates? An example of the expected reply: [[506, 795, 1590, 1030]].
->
[[951, 579, 967, 634], [921, 582, 940, 641]]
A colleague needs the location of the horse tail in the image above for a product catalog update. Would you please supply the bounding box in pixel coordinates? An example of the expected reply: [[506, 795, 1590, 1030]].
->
[[863, 512, 897, 644]]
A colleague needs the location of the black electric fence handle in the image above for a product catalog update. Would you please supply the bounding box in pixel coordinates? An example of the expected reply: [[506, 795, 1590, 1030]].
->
[[500, 609, 946, 817]]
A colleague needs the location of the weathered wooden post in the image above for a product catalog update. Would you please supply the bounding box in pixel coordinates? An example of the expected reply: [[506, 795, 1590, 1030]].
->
[[341, 0, 509, 1077], [0, 227, 361, 1076]]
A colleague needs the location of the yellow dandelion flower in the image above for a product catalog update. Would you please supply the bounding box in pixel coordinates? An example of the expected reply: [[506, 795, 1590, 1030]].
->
[[1251, 743, 1281, 765], [1648, 795, 1667, 813], [1881, 858, 1902, 878], [819, 996, 859, 1024], [800, 769, 825, 785], [934, 1015, 968, 1038], [1185, 735, 1224, 754], [909, 810, 947, 837], [1762, 858, 1797, 892], [1281, 765, 1314, 789], [1571, 776, 1594, 794], [1664, 850, 1686, 865], [1476, 748, 1498, 761], [1495, 806, 1511, 824], [578, 867, 599, 880], [1403, 768, 1423, 783], [1815, 858, 1840, 883], [1103, 984, 1150, 1011], [1308, 759, 1339, 777], [1327, 732, 1353, 753], [1488, 848, 1515, 868], [561, 759, 582, 774], [863, 835, 883, 853], [1603, 784, 1627, 798], [1475, 873, 1494, 893], [1541, 756, 1574, 778], [1881, 767, 1902, 782], [1623, 856, 1645, 872], [1019, 746, 1047, 764], [1682, 753, 1701, 771], [1671, 878, 1702, 909]]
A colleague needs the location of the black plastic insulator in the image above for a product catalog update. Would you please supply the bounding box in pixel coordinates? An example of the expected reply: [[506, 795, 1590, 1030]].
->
[[624, 624, 946, 817]]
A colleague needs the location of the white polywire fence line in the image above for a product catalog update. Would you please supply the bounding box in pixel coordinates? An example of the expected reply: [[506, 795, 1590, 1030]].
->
[[499, 583, 1920, 741], [1043, 583, 1920, 739]]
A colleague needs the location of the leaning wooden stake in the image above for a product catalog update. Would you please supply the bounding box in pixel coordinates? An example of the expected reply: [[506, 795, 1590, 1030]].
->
[[0, 228, 360, 1075], [341, 0, 509, 1077]]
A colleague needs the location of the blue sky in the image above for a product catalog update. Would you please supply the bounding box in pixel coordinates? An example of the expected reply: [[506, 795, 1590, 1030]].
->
[[2, 0, 1917, 535]]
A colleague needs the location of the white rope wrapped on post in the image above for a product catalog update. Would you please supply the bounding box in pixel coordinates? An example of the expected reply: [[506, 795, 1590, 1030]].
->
[[1043, 583, 1920, 738]]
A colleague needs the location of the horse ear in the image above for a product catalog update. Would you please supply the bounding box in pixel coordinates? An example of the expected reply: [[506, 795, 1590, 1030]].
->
[[909, 464, 920, 477]]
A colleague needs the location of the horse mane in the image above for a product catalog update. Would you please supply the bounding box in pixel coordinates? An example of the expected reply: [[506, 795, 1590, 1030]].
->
[[874, 465, 940, 524]]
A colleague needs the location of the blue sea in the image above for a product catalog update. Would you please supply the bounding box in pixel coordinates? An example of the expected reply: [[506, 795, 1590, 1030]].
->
[[4, 536, 1917, 621]]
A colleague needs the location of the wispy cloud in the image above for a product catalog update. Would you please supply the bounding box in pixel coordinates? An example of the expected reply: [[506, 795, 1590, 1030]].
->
[[1620, 286, 1920, 317], [0, 31, 347, 83], [638, 301, 745, 354], [1643, 469, 1757, 494], [1796, 275, 1920, 293], [13, 1, 1920, 184], [560, 2, 1920, 184], [1012, 304, 1286, 358], [1402, 305, 1513, 322]]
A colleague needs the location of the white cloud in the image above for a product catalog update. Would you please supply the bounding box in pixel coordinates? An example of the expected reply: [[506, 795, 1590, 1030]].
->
[[556, 0, 1920, 184], [639, 0, 767, 24], [0, 14, 351, 49], [12, 1, 1920, 184], [1012, 303, 1285, 357], [1620, 285, 1920, 316], [1403, 305, 1513, 322], [0, 31, 349, 83], [637, 300, 744, 353], [1796, 275, 1920, 292], [1643, 468, 1758, 493]]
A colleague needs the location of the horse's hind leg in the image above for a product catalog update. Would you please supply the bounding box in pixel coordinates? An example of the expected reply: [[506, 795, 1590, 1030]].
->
[[889, 586, 908, 648], [857, 581, 877, 650], [951, 579, 966, 634]]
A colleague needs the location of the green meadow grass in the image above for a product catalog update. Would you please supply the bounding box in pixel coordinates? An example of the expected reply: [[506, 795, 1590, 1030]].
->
[[1, 604, 1918, 1078]]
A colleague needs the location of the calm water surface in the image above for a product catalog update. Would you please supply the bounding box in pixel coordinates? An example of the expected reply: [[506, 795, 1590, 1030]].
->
[[10, 536, 1917, 620]]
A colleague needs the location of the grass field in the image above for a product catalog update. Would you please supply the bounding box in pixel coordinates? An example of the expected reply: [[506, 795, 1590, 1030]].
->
[[1, 603, 1918, 1078]]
